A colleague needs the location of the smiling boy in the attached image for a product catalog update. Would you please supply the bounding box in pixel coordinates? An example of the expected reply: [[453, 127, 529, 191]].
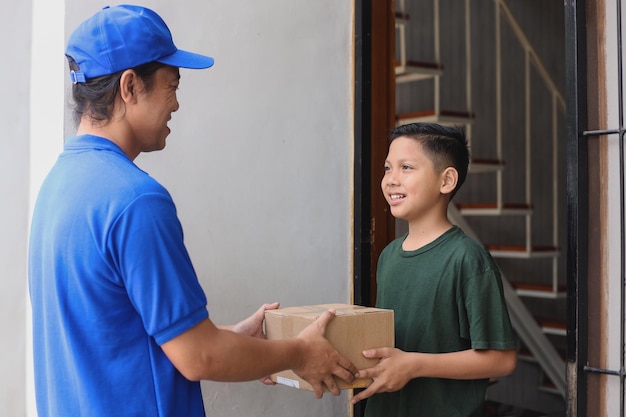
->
[[351, 123, 517, 417]]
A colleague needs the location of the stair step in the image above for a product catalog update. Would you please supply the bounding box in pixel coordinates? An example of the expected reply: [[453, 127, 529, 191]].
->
[[395, 60, 443, 82], [536, 318, 567, 337], [395, 11, 410, 23], [511, 282, 567, 299], [468, 158, 505, 173], [457, 202, 532, 216], [487, 245, 560, 259], [538, 379, 562, 396], [517, 347, 536, 363], [517, 346, 566, 366], [396, 110, 475, 126]]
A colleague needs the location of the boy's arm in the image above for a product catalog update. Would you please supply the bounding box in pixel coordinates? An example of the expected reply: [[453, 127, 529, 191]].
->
[[350, 347, 517, 404]]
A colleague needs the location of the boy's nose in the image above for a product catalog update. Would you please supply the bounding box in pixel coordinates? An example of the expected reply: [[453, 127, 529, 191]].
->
[[385, 172, 399, 186]]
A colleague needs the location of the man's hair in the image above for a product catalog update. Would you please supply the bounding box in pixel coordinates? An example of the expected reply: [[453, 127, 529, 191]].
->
[[66, 56, 166, 127], [390, 122, 470, 199]]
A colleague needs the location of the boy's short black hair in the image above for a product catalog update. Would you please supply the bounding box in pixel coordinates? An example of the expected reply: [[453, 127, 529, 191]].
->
[[390, 122, 470, 199]]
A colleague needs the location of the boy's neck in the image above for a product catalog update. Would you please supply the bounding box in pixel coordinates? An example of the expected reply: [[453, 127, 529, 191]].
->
[[403, 217, 453, 251]]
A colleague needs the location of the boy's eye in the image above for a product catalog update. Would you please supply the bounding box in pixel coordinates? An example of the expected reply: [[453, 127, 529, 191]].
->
[[402, 164, 412, 170], [383, 165, 391, 172]]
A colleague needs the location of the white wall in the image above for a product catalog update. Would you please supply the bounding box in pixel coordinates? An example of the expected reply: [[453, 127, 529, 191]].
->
[[21, 1, 355, 416], [25, 0, 67, 415], [1, 0, 32, 415]]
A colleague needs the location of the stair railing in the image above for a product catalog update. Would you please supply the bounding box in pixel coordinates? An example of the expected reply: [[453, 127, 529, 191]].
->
[[494, 0, 566, 295], [465, 0, 473, 144]]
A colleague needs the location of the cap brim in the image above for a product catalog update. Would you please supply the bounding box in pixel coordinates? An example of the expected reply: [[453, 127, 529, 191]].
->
[[157, 49, 214, 69]]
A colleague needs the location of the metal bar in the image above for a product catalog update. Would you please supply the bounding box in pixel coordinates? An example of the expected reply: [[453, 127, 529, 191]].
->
[[495, 0, 503, 210], [399, 24, 406, 68], [616, 72, 625, 390], [584, 366, 622, 377], [564, 0, 589, 415], [584, 128, 622, 136], [434, 0, 440, 63], [434, 0, 440, 116], [352, 0, 371, 310], [496, 0, 565, 110], [616, 1, 626, 415], [465, 0, 471, 113], [465, 0, 472, 146], [399, 0, 405, 16], [553, 95, 559, 293], [525, 50, 531, 252]]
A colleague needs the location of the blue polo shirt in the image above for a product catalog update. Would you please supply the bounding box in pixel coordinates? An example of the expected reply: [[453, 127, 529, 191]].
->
[[29, 134, 209, 417]]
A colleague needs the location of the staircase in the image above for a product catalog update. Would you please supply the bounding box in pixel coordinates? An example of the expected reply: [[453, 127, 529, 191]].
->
[[394, 0, 566, 413]]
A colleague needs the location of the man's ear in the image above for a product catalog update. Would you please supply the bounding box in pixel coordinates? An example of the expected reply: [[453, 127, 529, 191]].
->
[[440, 167, 459, 195], [119, 69, 139, 104]]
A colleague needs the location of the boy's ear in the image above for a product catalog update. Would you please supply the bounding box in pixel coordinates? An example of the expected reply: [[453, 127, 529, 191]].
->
[[440, 167, 459, 195]]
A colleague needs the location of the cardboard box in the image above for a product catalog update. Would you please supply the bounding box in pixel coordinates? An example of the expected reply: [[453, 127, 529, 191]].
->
[[264, 303, 394, 391]]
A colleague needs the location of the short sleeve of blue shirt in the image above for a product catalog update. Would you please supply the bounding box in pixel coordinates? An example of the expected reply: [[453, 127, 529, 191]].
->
[[109, 191, 208, 345]]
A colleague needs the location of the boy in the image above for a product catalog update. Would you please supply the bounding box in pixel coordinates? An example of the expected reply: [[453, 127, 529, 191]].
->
[[351, 123, 517, 416]]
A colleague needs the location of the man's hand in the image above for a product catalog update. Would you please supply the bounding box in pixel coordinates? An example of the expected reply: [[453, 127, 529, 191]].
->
[[229, 302, 280, 385], [350, 347, 414, 404], [292, 309, 358, 398], [230, 302, 280, 338]]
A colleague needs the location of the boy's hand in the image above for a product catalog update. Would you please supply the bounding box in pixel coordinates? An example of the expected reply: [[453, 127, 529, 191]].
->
[[351, 347, 414, 404], [293, 309, 358, 398]]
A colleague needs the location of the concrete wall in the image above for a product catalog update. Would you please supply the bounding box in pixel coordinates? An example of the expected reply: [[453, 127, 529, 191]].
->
[[1, 1, 32, 416], [11, 0, 355, 416]]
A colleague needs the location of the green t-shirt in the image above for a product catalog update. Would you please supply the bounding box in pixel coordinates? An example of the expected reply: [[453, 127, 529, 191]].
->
[[364, 226, 517, 417]]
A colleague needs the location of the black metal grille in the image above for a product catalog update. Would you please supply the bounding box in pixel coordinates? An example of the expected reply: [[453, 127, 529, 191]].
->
[[567, 0, 626, 415]]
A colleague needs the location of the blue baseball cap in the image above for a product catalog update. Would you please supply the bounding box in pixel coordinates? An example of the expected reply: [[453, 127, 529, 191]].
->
[[66, 4, 214, 83]]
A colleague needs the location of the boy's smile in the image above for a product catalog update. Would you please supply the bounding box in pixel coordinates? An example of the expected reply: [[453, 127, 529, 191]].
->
[[389, 194, 406, 203]]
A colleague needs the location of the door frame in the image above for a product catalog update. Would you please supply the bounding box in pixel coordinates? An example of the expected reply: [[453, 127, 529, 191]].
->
[[353, 0, 396, 310]]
